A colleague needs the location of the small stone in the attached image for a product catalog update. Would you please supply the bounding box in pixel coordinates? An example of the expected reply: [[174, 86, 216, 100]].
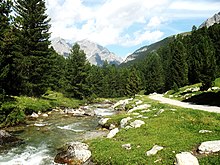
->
[[130, 120, 145, 128], [31, 112, 39, 118], [120, 117, 132, 128], [125, 126, 132, 130], [122, 144, 131, 150], [175, 152, 199, 165], [109, 124, 116, 130], [128, 104, 151, 113], [107, 128, 119, 138], [199, 130, 212, 133], [198, 140, 220, 154], [146, 145, 163, 156], [98, 118, 110, 126], [42, 113, 48, 117]]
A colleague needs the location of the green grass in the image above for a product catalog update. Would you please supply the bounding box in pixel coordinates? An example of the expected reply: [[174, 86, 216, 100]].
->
[[164, 77, 220, 101], [0, 90, 83, 127], [215, 78, 220, 88], [88, 95, 220, 164]]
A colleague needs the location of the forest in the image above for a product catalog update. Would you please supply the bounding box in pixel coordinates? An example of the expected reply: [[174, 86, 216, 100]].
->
[[1, 0, 220, 126]]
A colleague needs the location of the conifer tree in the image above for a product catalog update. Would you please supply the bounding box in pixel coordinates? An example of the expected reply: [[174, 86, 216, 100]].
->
[[168, 37, 188, 88], [126, 67, 141, 97], [14, 0, 51, 96], [65, 44, 90, 99], [144, 53, 165, 94]]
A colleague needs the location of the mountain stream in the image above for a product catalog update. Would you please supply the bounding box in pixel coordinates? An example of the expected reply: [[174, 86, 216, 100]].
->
[[0, 103, 116, 165]]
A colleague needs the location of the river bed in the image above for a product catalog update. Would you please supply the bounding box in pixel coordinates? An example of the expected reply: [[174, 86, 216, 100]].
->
[[0, 103, 115, 165]]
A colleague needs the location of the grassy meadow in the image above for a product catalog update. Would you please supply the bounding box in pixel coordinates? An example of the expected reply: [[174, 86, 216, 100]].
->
[[88, 95, 220, 164]]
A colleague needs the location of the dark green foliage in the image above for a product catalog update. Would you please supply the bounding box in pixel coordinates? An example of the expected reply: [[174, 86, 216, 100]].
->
[[168, 36, 188, 88], [143, 52, 165, 94], [65, 44, 91, 99], [126, 67, 142, 97], [13, 0, 51, 96]]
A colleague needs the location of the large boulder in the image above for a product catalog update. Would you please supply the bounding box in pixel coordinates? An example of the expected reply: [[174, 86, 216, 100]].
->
[[54, 142, 92, 164], [0, 130, 22, 146], [175, 152, 199, 165], [198, 140, 220, 154]]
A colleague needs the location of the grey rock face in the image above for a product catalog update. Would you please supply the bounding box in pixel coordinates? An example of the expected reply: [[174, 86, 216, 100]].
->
[[199, 12, 220, 28], [51, 38, 123, 66]]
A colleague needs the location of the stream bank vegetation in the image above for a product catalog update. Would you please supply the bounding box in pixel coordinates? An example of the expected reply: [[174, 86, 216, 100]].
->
[[88, 95, 220, 165]]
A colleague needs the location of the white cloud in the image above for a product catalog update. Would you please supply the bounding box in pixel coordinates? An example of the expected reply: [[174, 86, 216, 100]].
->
[[46, 0, 220, 47]]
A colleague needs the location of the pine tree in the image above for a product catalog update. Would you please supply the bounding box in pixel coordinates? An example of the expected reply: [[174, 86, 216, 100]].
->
[[0, 0, 21, 98], [65, 44, 91, 99], [168, 37, 188, 88], [14, 0, 51, 96], [126, 66, 142, 97], [144, 53, 165, 94]]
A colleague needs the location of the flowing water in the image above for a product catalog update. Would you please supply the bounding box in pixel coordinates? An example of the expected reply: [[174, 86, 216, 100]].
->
[[0, 103, 115, 165]]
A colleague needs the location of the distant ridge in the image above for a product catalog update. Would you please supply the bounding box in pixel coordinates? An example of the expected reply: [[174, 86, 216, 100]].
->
[[51, 38, 123, 66]]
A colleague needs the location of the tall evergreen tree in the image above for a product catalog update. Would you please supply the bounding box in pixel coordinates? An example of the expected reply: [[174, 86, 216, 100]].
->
[[14, 0, 51, 96], [168, 37, 188, 88], [65, 44, 90, 99], [143, 53, 165, 94], [0, 0, 21, 98], [126, 66, 142, 97]]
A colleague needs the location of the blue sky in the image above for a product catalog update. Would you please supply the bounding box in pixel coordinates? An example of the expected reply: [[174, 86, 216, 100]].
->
[[46, 0, 220, 59]]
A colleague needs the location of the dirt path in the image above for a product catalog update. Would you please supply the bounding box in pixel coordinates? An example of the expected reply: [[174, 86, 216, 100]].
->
[[149, 93, 220, 114]]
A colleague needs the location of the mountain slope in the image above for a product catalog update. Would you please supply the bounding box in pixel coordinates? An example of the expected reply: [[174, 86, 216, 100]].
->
[[51, 37, 71, 58], [121, 37, 173, 65], [199, 12, 220, 28], [77, 39, 123, 66], [122, 11, 220, 66], [51, 38, 123, 66]]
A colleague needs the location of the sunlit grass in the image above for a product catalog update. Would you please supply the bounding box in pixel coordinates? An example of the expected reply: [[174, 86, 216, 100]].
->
[[88, 95, 220, 164]]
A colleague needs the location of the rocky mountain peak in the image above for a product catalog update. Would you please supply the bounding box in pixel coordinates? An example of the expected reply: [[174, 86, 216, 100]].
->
[[50, 38, 123, 66], [199, 12, 220, 28]]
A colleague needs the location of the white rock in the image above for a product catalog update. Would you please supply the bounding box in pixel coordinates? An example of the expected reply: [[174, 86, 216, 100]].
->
[[141, 110, 151, 113], [34, 123, 47, 127], [109, 124, 116, 130], [122, 144, 131, 150], [135, 100, 143, 105], [107, 128, 119, 138], [128, 104, 151, 113], [31, 112, 39, 118], [199, 130, 212, 134], [42, 113, 48, 117], [65, 108, 85, 116], [175, 152, 199, 165], [120, 117, 132, 128], [146, 145, 163, 156], [113, 98, 133, 109], [130, 120, 145, 128], [67, 142, 91, 162], [98, 118, 110, 126], [198, 140, 220, 154]]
